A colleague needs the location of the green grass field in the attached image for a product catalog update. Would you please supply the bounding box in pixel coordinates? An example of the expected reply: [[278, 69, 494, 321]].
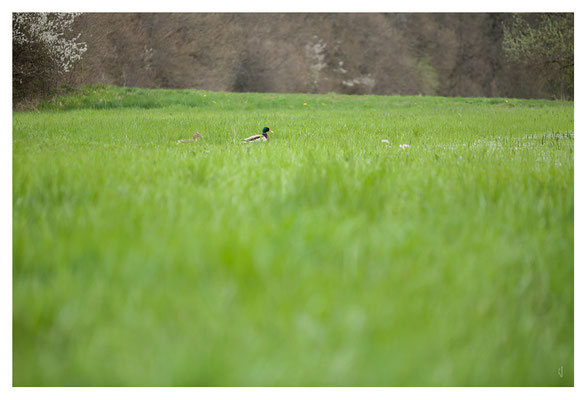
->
[[13, 85, 574, 386]]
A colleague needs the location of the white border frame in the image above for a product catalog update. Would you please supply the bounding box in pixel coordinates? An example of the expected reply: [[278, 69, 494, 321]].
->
[[3, 2, 582, 399]]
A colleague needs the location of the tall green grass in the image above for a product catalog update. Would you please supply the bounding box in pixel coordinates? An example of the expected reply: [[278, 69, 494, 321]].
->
[[13, 85, 573, 386]]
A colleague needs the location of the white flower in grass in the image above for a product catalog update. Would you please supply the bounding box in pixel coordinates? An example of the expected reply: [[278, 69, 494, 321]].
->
[[399, 144, 410, 149], [381, 139, 389, 144]]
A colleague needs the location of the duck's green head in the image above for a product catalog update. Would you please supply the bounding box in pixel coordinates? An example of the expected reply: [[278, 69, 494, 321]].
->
[[263, 127, 273, 134]]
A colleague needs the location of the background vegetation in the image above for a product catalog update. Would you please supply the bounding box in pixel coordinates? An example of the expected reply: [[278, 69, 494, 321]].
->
[[13, 86, 574, 386], [502, 14, 573, 99], [13, 13, 574, 107], [12, 13, 87, 105]]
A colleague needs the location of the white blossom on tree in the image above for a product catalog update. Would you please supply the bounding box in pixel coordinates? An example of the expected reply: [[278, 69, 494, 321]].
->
[[13, 12, 87, 73]]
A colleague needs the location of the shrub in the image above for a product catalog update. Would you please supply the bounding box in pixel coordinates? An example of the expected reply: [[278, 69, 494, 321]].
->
[[13, 13, 87, 105]]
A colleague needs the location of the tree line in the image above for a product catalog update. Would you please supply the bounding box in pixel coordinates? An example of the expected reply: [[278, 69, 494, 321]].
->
[[13, 13, 574, 106]]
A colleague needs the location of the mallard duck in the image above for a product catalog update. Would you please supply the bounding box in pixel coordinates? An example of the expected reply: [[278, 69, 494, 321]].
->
[[177, 132, 202, 143], [243, 127, 273, 142]]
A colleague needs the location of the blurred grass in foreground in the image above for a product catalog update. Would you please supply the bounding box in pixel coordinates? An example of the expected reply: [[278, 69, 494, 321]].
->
[[13, 85, 573, 386]]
